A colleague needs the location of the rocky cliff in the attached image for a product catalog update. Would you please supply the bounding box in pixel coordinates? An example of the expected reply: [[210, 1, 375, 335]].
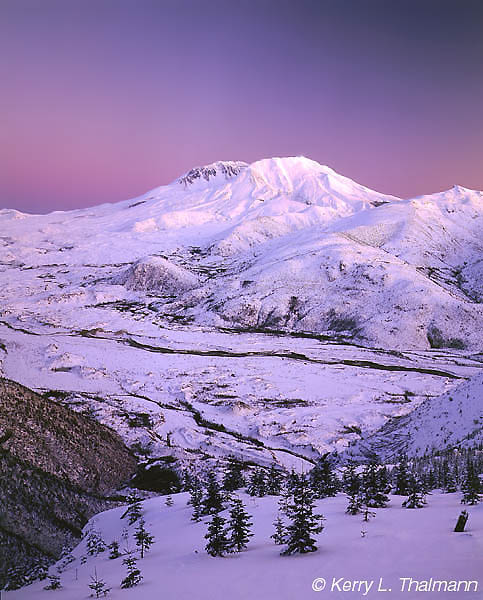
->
[[0, 378, 136, 588]]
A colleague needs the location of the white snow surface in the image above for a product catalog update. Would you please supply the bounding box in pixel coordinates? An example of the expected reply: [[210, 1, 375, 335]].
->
[[8, 492, 483, 600]]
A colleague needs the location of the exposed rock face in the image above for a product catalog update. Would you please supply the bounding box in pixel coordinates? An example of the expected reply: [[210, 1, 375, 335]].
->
[[0, 378, 136, 587], [177, 160, 248, 186]]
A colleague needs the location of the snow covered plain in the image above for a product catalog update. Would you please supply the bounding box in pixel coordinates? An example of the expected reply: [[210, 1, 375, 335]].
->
[[8, 492, 483, 600]]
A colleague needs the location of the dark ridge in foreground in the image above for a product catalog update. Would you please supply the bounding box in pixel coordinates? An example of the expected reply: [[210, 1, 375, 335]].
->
[[0, 378, 136, 588]]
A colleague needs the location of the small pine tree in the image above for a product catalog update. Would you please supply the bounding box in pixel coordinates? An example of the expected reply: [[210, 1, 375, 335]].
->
[[228, 498, 253, 552], [247, 467, 267, 497], [286, 469, 300, 495], [203, 471, 224, 514], [108, 541, 121, 559], [266, 465, 284, 495], [346, 491, 363, 515], [189, 476, 204, 521], [44, 574, 62, 590], [86, 529, 106, 556], [461, 459, 481, 505], [205, 514, 230, 557], [57, 545, 75, 573], [361, 506, 376, 522], [166, 494, 174, 507], [182, 469, 194, 492], [134, 519, 154, 559], [309, 456, 339, 498], [402, 475, 426, 509], [393, 455, 411, 495], [278, 480, 292, 513], [444, 468, 457, 493], [222, 457, 245, 492], [120, 551, 143, 588], [123, 500, 142, 525], [360, 463, 389, 508], [342, 461, 360, 496], [281, 473, 325, 555], [271, 514, 286, 545], [89, 569, 110, 598]]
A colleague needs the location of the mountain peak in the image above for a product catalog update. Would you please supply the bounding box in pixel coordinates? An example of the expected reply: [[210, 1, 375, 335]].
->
[[177, 160, 248, 187]]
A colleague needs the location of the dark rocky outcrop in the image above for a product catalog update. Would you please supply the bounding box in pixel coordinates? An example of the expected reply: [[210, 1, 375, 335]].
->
[[0, 378, 136, 588]]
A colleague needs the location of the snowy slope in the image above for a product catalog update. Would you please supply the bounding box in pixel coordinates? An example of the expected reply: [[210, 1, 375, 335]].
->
[[348, 373, 483, 461], [8, 492, 483, 600]]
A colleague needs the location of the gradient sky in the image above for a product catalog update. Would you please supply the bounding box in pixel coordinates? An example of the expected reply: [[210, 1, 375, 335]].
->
[[1, 0, 483, 213]]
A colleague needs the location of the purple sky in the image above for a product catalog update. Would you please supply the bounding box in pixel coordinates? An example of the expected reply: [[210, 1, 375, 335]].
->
[[1, 0, 483, 213]]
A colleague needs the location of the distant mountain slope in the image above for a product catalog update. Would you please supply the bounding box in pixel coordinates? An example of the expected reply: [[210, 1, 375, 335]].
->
[[0, 378, 136, 588], [346, 373, 483, 461], [1, 156, 480, 351]]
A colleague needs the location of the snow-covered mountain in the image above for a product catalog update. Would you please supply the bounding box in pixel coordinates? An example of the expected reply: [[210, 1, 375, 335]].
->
[[0, 156, 482, 468], [2, 156, 482, 349]]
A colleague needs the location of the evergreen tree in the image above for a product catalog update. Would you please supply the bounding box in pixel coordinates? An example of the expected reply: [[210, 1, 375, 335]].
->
[[346, 491, 363, 515], [222, 457, 245, 491], [44, 574, 62, 590], [182, 469, 194, 492], [89, 569, 110, 598], [205, 514, 230, 557], [309, 456, 339, 498], [266, 465, 284, 495], [461, 459, 481, 505], [247, 467, 267, 497], [402, 475, 426, 509], [271, 514, 286, 545], [393, 455, 411, 495], [134, 519, 154, 558], [108, 541, 121, 559], [120, 551, 142, 588], [57, 546, 75, 573], [361, 506, 376, 522], [286, 469, 300, 495], [228, 498, 253, 552], [342, 461, 360, 496], [377, 465, 391, 494], [5, 562, 48, 591], [278, 479, 293, 513], [443, 466, 457, 493], [86, 529, 106, 556], [424, 468, 437, 492], [360, 463, 389, 508], [189, 476, 204, 521], [281, 473, 325, 555], [165, 494, 174, 507], [124, 500, 142, 525], [203, 471, 224, 514]]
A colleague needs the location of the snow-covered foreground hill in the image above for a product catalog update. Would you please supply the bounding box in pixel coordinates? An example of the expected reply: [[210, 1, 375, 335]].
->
[[0, 156, 482, 464], [8, 492, 483, 600]]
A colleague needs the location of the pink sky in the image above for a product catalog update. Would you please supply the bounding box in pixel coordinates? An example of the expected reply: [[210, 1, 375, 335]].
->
[[1, 0, 483, 213]]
